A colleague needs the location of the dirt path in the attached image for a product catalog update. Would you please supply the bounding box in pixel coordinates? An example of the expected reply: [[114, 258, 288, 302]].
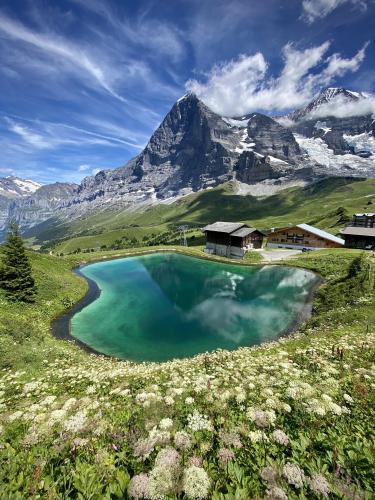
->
[[258, 249, 302, 262]]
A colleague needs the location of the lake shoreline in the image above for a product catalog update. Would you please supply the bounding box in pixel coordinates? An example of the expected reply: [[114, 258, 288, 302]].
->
[[51, 250, 322, 362]]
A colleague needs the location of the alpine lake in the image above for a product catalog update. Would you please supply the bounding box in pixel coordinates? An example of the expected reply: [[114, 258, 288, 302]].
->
[[68, 252, 320, 362]]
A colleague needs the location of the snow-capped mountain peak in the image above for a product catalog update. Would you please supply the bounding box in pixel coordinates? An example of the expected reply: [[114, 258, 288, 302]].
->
[[287, 87, 368, 123], [10, 177, 42, 194], [0, 176, 42, 199]]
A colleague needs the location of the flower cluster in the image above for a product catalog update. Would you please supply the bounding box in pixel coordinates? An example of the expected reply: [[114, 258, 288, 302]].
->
[[0, 315, 374, 499]]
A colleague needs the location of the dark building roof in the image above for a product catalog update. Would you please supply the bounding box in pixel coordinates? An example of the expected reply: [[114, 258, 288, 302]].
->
[[202, 222, 245, 234], [231, 227, 264, 237], [341, 227, 375, 237]]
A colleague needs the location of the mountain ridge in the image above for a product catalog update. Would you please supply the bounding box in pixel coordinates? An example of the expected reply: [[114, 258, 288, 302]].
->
[[1, 87, 374, 240]]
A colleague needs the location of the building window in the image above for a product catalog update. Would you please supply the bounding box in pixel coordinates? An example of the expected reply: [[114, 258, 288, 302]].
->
[[286, 233, 304, 243]]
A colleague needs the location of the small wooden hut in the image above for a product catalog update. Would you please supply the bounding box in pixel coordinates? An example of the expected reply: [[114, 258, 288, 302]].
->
[[341, 213, 375, 249], [203, 222, 265, 258]]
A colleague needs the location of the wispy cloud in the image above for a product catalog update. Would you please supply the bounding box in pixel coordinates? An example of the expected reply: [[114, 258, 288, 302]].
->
[[78, 164, 90, 172], [69, 0, 186, 64], [3, 114, 145, 150], [300, 0, 369, 23], [5, 117, 53, 149], [0, 9, 180, 118], [186, 41, 369, 116], [0, 13, 128, 103], [0, 166, 15, 176]]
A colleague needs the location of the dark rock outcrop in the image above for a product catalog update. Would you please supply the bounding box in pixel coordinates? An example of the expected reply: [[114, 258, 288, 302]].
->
[[2, 89, 375, 238]]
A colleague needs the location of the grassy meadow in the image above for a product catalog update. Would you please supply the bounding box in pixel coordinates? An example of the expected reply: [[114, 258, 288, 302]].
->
[[28, 177, 375, 254], [0, 245, 374, 498]]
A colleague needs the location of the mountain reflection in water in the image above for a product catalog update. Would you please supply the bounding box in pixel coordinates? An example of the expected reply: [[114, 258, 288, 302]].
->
[[70, 253, 319, 362]]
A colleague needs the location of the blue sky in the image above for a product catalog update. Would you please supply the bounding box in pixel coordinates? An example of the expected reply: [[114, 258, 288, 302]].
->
[[0, 0, 374, 184]]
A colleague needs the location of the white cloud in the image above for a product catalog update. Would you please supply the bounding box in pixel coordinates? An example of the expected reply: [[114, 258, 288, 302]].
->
[[0, 10, 180, 121], [0, 13, 128, 104], [307, 94, 375, 119], [0, 166, 15, 175], [321, 42, 369, 80], [69, 0, 186, 64], [187, 53, 268, 117], [91, 168, 101, 175], [5, 118, 52, 149], [301, 0, 368, 23], [78, 164, 90, 172], [186, 42, 369, 116], [3, 114, 144, 151]]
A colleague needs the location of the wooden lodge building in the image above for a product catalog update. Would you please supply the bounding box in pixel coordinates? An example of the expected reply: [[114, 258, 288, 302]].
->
[[341, 213, 375, 249], [203, 222, 265, 258], [267, 223, 344, 250]]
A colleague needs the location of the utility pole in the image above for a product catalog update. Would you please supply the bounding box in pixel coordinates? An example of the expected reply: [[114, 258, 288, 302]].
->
[[178, 225, 188, 247]]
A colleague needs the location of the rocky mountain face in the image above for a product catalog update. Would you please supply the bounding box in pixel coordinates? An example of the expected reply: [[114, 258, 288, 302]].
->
[[66, 94, 307, 215], [0, 181, 77, 238], [285, 88, 375, 167], [1, 88, 375, 240], [0, 176, 41, 199], [0, 176, 42, 237]]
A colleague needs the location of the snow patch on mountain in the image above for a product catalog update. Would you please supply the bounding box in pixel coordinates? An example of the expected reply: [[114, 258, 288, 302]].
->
[[294, 134, 375, 174], [12, 178, 42, 194], [234, 129, 256, 153], [234, 179, 307, 197], [314, 121, 331, 135], [0, 176, 42, 199], [343, 132, 375, 154], [222, 117, 248, 128], [268, 156, 288, 165]]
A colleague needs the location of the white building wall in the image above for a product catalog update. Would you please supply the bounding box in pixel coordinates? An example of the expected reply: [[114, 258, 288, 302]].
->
[[268, 243, 323, 251]]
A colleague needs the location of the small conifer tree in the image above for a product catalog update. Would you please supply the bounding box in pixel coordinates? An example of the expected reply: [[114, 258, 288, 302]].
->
[[0, 222, 37, 302]]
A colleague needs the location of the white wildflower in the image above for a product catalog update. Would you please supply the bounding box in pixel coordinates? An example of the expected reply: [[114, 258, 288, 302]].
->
[[327, 402, 342, 415], [64, 410, 87, 433], [272, 429, 289, 446], [159, 418, 173, 430], [187, 411, 213, 432], [128, 473, 151, 499], [249, 430, 268, 443], [62, 398, 77, 411], [309, 474, 330, 497], [8, 411, 23, 422], [343, 393, 354, 403], [283, 462, 305, 488], [183, 466, 211, 499], [174, 431, 192, 450], [149, 466, 176, 499], [23, 381, 41, 394], [266, 486, 288, 499]]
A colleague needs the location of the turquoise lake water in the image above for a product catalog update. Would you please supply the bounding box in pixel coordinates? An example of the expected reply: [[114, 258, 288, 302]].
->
[[70, 252, 319, 362]]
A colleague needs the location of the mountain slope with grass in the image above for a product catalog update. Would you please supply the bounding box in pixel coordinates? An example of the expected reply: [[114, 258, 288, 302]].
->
[[35, 177, 375, 253], [3, 88, 375, 238]]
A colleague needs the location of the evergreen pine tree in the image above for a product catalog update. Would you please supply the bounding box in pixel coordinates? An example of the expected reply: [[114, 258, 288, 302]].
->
[[0, 222, 37, 302]]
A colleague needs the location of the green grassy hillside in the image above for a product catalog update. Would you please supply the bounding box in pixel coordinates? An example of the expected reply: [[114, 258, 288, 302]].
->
[[33, 177, 375, 253], [0, 247, 374, 497]]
